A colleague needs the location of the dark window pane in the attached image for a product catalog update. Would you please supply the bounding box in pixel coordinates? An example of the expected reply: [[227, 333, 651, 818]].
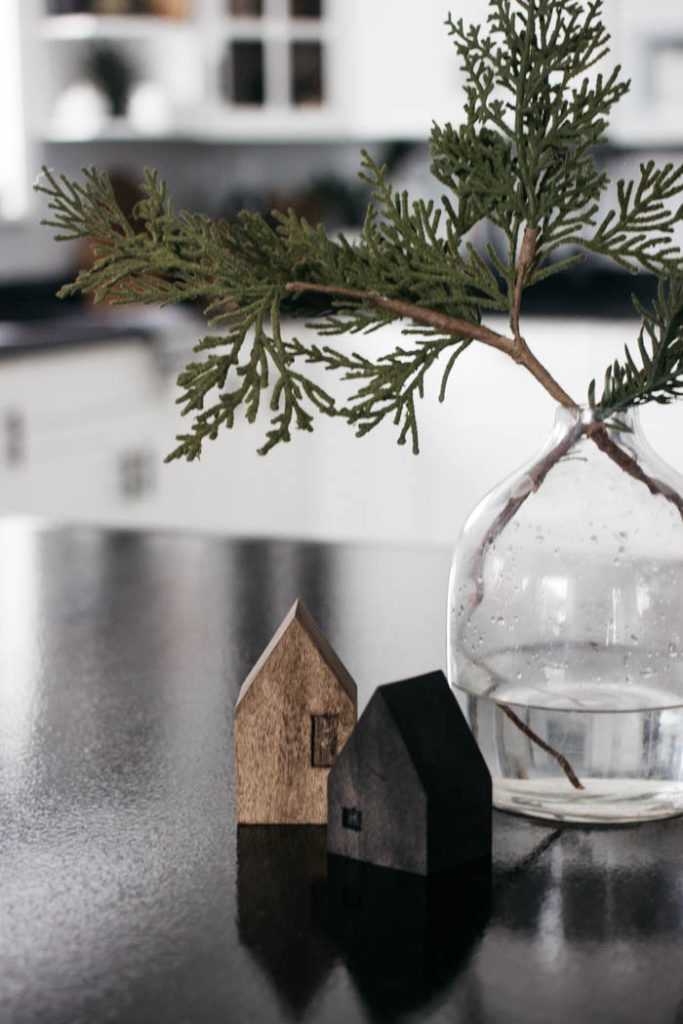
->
[[290, 0, 321, 17], [230, 0, 262, 15], [342, 807, 363, 832], [229, 41, 264, 104], [311, 714, 339, 767], [291, 41, 323, 105]]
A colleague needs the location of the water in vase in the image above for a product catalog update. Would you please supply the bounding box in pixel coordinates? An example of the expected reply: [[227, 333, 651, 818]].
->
[[453, 643, 683, 823]]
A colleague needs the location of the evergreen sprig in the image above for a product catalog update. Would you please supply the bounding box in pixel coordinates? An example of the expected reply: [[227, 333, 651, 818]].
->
[[37, 0, 683, 459], [590, 275, 683, 416]]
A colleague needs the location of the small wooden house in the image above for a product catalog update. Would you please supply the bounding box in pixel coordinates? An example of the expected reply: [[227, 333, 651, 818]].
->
[[235, 599, 357, 824], [327, 671, 491, 875]]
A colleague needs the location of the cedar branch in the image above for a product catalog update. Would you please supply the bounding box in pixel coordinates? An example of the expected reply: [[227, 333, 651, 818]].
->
[[511, 227, 538, 342], [285, 281, 514, 350], [285, 280, 577, 407]]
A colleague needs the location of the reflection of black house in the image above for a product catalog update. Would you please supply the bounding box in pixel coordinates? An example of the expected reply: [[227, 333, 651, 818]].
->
[[327, 856, 491, 1022], [327, 671, 492, 876]]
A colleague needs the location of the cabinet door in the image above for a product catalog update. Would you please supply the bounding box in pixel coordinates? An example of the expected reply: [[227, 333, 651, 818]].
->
[[0, 338, 164, 522], [4, 410, 162, 521]]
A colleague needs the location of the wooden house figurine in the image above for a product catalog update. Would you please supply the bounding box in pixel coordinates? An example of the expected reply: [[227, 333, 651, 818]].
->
[[327, 671, 491, 875], [235, 598, 357, 824]]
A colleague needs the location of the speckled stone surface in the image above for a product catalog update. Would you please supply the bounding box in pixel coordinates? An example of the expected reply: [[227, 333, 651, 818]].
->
[[0, 519, 681, 1024]]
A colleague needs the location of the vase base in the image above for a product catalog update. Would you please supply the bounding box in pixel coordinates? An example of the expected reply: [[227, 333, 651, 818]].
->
[[493, 778, 683, 824]]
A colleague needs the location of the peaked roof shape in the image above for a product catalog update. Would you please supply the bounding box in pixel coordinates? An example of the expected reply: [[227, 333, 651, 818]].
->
[[377, 670, 488, 794], [236, 598, 356, 709]]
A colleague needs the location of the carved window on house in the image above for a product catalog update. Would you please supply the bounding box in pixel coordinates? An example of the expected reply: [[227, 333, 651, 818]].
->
[[311, 713, 339, 767], [342, 807, 362, 831]]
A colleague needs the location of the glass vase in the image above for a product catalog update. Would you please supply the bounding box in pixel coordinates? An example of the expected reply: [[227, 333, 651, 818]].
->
[[447, 404, 683, 823]]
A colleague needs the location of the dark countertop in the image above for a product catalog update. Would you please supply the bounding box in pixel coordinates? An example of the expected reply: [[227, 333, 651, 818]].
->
[[0, 262, 653, 365], [0, 279, 194, 357], [0, 520, 681, 1024], [0, 307, 160, 358], [0, 312, 156, 355]]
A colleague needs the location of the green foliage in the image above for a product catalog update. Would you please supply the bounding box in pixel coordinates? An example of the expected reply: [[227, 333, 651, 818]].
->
[[287, 331, 471, 454], [590, 275, 683, 416], [37, 0, 683, 459]]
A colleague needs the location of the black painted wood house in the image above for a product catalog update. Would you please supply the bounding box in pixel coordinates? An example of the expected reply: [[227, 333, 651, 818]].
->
[[327, 671, 492, 876]]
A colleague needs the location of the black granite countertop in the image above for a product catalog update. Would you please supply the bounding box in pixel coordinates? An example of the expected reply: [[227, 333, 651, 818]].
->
[[0, 519, 681, 1024], [0, 278, 184, 357], [0, 310, 158, 356]]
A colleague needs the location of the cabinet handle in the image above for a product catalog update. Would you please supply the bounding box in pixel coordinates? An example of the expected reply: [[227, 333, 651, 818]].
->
[[3, 411, 25, 466], [117, 449, 156, 500]]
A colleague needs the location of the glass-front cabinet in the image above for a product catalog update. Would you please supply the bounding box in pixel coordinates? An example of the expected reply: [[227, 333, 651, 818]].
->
[[40, 0, 335, 141]]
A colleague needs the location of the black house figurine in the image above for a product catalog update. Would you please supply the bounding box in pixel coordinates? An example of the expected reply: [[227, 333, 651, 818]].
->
[[327, 671, 491, 876]]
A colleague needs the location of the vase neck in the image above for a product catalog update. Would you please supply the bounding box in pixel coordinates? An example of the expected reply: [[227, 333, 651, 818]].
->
[[552, 403, 640, 437]]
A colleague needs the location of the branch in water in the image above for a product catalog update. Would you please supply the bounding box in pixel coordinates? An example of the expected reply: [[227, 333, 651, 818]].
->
[[463, 414, 683, 794], [501, 704, 585, 789]]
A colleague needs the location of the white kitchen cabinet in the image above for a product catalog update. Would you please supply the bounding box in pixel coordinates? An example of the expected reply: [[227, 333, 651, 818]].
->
[[36, 0, 470, 144], [39, 0, 340, 143], [0, 336, 166, 523], [34, 0, 683, 148]]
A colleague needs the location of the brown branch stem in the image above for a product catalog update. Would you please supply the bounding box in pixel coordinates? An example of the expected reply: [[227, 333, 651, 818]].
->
[[470, 419, 683, 605], [468, 415, 586, 605], [511, 226, 538, 343], [515, 337, 577, 407], [589, 424, 683, 519], [285, 281, 516, 351], [505, 225, 579, 406], [465, 416, 683, 792], [284, 280, 576, 407], [500, 705, 585, 789]]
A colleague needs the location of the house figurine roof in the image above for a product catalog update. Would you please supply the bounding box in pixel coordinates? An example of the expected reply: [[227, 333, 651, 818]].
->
[[235, 598, 357, 824], [327, 670, 491, 875]]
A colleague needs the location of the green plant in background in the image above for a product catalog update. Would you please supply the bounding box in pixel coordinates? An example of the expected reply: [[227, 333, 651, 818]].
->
[[37, 0, 683, 462]]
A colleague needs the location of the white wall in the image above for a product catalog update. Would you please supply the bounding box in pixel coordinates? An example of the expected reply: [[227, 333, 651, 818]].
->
[[332, 0, 483, 139], [154, 314, 683, 546], [8, 308, 681, 549]]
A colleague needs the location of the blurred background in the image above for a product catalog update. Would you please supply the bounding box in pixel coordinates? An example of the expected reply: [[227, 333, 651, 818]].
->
[[1, 0, 683, 545]]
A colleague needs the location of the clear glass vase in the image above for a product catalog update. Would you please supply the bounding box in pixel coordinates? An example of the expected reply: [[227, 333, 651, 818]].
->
[[448, 404, 683, 823]]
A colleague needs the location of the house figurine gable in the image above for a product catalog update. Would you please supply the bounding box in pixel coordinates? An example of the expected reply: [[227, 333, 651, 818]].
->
[[327, 671, 491, 875], [235, 598, 357, 824]]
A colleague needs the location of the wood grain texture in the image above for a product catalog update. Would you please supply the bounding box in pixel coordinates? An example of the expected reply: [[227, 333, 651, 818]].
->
[[235, 599, 357, 824]]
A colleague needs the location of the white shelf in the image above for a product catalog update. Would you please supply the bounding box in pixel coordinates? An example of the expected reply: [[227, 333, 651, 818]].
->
[[44, 120, 181, 142], [43, 111, 349, 144], [41, 13, 192, 41]]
